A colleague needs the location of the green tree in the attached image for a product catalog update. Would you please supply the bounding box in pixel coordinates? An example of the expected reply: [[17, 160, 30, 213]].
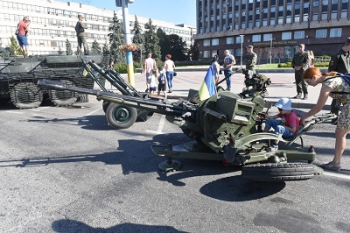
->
[[189, 40, 199, 61], [167, 34, 188, 61], [8, 36, 22, 56], [102, 42, 111, 68], [143, 18, 161, 60], [156, 28, 169, 60], [91, 40, 102, 55], [65, 39, 73, 55], [108, 12, 125, 63], [131, 16, 144, 63]]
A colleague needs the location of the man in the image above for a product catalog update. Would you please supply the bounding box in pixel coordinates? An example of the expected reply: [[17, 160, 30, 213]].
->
[[328, 37, 350, 122], [244, 45, 257, 73], [223, 50, 236, 91], [292, 44, 309, 100], [75, 15, 89, 55], [144, 53, 156, 92], [16, 16, 30, 58]]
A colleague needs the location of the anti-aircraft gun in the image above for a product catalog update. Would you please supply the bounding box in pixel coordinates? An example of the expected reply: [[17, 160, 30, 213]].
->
[[38, 78, 336, 182], [0, 55, 100, 109]]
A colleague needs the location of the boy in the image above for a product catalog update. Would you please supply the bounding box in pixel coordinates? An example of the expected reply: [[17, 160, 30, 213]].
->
[[261, 98, 300, 150]]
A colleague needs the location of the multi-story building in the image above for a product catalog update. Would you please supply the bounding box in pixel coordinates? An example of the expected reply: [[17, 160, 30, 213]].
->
[[0, 0, 196, 55], [195, 0, 350, 63]]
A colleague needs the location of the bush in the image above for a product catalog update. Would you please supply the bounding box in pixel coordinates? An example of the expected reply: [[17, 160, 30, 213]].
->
[[114, 63, 136, 74]]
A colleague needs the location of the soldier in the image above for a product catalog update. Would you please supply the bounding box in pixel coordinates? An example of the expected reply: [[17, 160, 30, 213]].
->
[[292, 44, 309, 100], [75, 15, 89, 55], [328, 37, 350, 123], [244, 45, 257, 72]]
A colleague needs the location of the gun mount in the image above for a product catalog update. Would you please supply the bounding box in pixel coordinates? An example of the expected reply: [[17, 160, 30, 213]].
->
[[0, 55, 100, 109], [37, 78, 337, 181]]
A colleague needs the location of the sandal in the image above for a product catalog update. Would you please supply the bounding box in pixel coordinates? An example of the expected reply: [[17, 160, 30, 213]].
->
[[320, 161, 341, 171]]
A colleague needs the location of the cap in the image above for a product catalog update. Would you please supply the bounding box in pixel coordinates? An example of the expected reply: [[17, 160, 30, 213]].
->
[[246, 45, 254, 49], [274, 98, 292, 111], [346, 37, 350, 44]]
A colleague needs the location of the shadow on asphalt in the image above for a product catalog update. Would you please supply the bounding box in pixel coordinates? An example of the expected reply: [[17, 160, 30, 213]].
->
[[51, 220, 188, 233]]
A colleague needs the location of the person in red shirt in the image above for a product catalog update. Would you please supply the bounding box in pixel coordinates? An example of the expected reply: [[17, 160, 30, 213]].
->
[[261, 98, 300, 150], [16, 16, 30, 58]]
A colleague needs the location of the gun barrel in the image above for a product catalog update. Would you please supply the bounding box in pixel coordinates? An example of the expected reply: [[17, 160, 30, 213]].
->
[[37, 79, 185, 115]]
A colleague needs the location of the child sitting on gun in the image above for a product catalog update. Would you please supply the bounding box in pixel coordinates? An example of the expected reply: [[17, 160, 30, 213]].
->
[[259, 98, 300, 151], [157, 67, 167, 99], [148, 69, 158, 95]]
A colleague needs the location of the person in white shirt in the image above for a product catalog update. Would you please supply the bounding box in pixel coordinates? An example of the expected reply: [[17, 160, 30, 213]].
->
[[223, 50, 236, 91], [163, 54, 175, 93], [144, 53, 156, 92]]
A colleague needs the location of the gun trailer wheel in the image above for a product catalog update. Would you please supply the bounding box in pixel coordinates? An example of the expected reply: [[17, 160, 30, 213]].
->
[[106, 103, 137, 129], [10, 82, 43, 109], [242, 163, 314, 182]]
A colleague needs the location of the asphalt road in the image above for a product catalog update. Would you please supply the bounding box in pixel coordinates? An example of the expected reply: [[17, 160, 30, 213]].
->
[[0, 95, 349, 233]]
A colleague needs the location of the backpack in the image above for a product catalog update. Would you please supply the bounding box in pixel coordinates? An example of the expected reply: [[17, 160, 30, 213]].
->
[[158, 73, 166, 84], [324, 73, 350, 94]]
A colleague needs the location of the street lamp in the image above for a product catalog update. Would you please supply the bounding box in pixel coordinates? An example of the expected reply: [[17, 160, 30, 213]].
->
[[239, 35, 244, 67], [269, 37, 273, 64]]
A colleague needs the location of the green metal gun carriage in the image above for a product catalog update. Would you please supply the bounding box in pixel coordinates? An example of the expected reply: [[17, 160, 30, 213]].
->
[[38, 77, 336, 182]]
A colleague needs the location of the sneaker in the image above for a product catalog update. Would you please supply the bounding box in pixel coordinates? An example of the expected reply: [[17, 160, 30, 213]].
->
[[294, 94, 302, 99], [303, 94, 308, 100]]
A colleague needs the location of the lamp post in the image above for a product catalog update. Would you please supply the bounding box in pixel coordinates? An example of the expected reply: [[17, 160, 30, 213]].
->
[[269, 37, 273, 64], [117, 0, 135, 85], [239, 35, 244, 67]]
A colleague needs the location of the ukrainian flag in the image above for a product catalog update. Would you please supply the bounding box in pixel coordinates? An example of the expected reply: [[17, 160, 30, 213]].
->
[[199, 66, 217, 101]]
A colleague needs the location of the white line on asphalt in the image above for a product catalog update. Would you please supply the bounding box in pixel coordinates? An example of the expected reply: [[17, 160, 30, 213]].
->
[[323, 171, 350, 180], [5, 111, 22, 114], [146, 115, 167, 134], [85, 108, 101, 116]]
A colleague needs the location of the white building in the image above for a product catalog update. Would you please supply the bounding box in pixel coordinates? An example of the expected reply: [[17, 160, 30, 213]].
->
[[0, 0, 196, 55]]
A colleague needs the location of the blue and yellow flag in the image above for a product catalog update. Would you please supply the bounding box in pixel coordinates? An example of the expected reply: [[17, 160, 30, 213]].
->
[[199, 66, 217, 101]]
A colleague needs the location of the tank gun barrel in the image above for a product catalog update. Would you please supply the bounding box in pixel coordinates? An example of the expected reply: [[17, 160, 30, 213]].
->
[[37, 79, 191, 116]]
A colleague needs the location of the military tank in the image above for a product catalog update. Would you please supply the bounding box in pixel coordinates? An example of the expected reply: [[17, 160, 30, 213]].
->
[[0, 55, 101, 109]]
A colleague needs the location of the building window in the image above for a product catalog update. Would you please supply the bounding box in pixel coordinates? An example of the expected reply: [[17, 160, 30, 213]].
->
[[315, 29, 327, 38], [252, 34, 261, 42], [203, 39, 210, 46], [236, 36, 243, 44], [263, 34, 272, 41], [226, 37, 234, 44], [282, 32, 292, 40], [235, 48, 241, 57], [330, 28, 342, 37], [203, 51, 210, 58], [212, 38, 219, 46], [294, 30, 305, 39]]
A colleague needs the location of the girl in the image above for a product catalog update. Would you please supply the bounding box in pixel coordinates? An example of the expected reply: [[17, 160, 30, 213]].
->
[[148, 69, 158, 95]]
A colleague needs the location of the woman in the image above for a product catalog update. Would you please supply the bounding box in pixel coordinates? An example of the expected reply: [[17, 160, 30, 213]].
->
[[211, 54, 220, 84], [300, 67, 350, 171], [163, 54, 175, 93]]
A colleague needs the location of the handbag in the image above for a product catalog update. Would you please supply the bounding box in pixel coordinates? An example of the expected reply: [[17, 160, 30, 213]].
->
[[173, 72, 177, 76], [15, 26, 19, 35]]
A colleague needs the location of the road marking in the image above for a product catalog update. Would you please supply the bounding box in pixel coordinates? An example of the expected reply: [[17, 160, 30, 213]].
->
[[146, 115, 168, 134], [86, 108, 101, 116], [323, 171, 350, 180], [5, 111, 22, 114]]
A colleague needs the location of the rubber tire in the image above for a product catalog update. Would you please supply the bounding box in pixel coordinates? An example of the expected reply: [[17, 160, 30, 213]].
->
[[242, 163, 314, 182], [10, 82, 43, 109], [106, 102, 137, 129], [102, 100, 110, 113], [49, 80, 77, 106]]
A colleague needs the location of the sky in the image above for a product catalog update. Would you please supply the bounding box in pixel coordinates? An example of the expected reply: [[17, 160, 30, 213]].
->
[[59, 0, 196, 26]]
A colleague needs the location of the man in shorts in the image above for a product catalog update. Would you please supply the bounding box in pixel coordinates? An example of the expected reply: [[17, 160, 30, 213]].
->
[[144, 53, 156, 92], [16, 16, 30, 58]]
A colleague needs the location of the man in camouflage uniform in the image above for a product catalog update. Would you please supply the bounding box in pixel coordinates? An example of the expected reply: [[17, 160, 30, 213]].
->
[[292, 44, 309, 100], [328, 37, 350, 122], [244, 45, 257, 73], [75, 15, 89, 55]]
